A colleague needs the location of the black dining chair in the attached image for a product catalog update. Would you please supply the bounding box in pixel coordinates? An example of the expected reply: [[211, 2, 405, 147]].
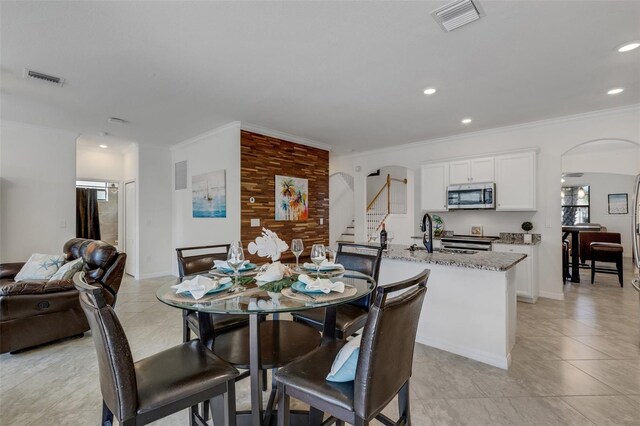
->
[[291, 243, 383, 339], [176, 244, 249, 342], [73, 272, 239, 426], [276, 269, 430, 426]]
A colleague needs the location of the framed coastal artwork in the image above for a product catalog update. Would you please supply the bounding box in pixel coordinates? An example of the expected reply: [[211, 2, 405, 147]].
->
[[608, 193, 628, 214], [275, 175, 309, 221], [192, 170, 226, 218]]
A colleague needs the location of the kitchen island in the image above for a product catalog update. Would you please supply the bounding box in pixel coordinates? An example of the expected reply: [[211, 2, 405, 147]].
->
[[379, 245, 526, 369]]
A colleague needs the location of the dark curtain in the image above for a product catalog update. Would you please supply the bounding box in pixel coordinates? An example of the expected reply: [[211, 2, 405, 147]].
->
[[76, 188, 101, 240]]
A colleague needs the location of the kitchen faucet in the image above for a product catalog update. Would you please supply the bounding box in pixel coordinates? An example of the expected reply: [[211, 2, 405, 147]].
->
[[421, 213, 434, 253]]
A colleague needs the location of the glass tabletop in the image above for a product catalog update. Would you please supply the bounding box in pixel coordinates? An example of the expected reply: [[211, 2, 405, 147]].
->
[[156, 269, 376, 315]]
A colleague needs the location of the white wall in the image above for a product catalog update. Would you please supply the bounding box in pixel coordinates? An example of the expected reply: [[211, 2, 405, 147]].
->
[[76, 145, 124, 181], [329, 173, 354, 246], [137, 144, 172, 279], [0, 121, 77, 261], [563, 145, 640, 176], [330, 106, 640, 301], [564, 173, 635, 256], [170, 122, 242, 275]]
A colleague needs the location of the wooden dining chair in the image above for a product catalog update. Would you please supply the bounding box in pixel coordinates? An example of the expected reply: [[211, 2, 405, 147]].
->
[[176, 244, 249, 342], [276, 269, 429, 426], [74, 272, 239, 426], [291, 243, 383, 339]]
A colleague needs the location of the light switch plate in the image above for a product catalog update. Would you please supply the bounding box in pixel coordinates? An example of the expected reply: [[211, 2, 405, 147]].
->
[[320, 218, 324, 225], [251, 218, 260, 227]]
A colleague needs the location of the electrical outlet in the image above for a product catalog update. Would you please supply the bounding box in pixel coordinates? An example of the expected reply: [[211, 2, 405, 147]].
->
[[251, 218, 260, 227], [319, 218, 324, 225]]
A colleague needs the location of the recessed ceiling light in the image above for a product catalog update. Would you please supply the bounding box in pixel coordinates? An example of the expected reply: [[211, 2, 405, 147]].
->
[[423, 88, 437, 95], [607, 88, 624, 95], [99, 144, 108, 149], [617, 41, 640, 52], [461, 118, 472, 124]]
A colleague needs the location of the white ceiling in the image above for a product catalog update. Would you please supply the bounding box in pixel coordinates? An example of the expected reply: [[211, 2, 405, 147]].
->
[[2, 1, 639, 154]]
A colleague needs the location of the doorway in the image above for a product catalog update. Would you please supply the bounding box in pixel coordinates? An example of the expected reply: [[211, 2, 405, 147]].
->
[[76, 180, 119, 247], [124, 180, 137, 277]]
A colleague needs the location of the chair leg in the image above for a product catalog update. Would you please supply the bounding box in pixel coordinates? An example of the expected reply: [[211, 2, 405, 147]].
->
[[182, 310, 191, 342], [189, 405, 198, 426], [354, 417, 368, 426], [227, 379, 237, 426], [262, 369, 268, 391], [617, 257, 623, 286], [277, 383, 290, 426], [591, 258, 596, 284], [309, 407, 323, 425], [398, 380, 411, 426], [102, 401, 114, 426], [202, 400, 210, 421]]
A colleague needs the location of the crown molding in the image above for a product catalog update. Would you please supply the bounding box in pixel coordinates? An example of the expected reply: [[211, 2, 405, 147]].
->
[[333, 104, 640, 161], [170, 121, 241, 151], [241, 122, 332, 151]]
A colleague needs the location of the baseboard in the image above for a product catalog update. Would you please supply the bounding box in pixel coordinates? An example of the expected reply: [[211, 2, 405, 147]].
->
[[138, 271, 173, 280], [539, 291, 564, 300], [416, 336, 510, 370]]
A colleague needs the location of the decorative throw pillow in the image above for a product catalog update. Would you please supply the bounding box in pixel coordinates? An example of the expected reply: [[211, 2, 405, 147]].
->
[[48, 258, 84, 282], [14, 253, 66, 282], [326, 334, 362, 383]]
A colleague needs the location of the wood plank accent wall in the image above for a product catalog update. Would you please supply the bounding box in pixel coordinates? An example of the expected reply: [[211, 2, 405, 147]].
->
[[240, 131, 329, 263]]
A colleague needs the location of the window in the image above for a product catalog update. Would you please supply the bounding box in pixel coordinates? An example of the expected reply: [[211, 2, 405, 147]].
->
[[76, 180, 118, 202], [561, 185, 590, 226]]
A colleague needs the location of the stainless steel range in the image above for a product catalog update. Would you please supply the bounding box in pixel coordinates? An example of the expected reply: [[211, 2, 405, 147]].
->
[[440, 235, 499, 251]]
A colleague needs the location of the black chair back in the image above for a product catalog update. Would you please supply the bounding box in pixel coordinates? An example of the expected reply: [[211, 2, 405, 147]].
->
[[336, 243, 383, 310], [176, 244, 230, 279], [353, 269, 429, 420], [73, 272, 137, 421]]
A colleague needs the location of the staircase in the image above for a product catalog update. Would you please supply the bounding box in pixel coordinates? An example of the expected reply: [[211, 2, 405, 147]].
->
[[366, 174, 407, 242], [336, 220, 355, 243]]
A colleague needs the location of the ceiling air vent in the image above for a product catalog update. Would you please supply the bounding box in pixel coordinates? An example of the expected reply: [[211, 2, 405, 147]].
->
[[431, 0, 482, 32], [23, 68, 65, 86], [564, 173, 584, 178]]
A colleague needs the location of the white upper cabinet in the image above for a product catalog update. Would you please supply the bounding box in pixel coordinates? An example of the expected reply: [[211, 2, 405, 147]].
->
[[421, 162, 449, 212], [495, 151, 537, 211], [449, 158, 494, 184]]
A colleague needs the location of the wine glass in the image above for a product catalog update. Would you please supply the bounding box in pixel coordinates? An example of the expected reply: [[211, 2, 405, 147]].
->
[[227, 241, 246, 292], [310, 244, 326, 280], [291, 239, 304, 268], [387, 232, 395, 248]]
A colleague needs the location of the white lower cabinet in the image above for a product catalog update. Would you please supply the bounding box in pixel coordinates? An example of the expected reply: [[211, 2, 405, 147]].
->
[[493, 243, 539, 303]]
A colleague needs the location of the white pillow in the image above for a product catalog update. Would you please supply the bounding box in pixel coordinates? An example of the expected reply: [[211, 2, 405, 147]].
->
[[14, 253, 66, 282], [326, 334, 362, 382], [49, 258, 84, 282]]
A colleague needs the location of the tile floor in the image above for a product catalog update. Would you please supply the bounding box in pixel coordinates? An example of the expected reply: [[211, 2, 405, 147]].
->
[[1, 261, 638, 425]]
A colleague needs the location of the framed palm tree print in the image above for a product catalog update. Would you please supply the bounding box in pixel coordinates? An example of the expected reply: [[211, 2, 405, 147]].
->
[[275, 175, 308, 221]]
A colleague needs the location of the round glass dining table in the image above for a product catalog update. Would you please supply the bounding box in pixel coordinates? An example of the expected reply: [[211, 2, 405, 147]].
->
[[156, 269, 376, 426]]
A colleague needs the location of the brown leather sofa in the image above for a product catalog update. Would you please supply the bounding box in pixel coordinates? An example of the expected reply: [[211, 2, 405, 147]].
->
[[0, 238, 127, 354]]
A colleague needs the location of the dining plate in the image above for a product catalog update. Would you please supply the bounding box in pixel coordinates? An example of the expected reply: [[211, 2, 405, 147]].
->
[[214, 263, 257, 273], [183, 281, 232, 296], [291, 280, 325, 294]]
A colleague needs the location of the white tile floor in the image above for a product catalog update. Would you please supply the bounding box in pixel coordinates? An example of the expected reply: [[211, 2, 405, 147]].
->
[[1, 261, 638, 425]]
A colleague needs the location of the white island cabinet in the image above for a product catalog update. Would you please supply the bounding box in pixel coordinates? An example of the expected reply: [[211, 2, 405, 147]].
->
[[379, 246, 526, 369], [493, 243, 539, 303]]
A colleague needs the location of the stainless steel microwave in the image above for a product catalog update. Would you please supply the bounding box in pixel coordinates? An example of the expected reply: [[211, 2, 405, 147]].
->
[[447, 183, 495, 209]]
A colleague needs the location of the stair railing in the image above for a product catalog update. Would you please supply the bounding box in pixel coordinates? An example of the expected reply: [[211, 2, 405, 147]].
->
[[366, 174, 407, 242]]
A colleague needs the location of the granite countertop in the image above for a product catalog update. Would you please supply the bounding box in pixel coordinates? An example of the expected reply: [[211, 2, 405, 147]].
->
[[383, 244, 527, 272], [493, 233, 542, 246]]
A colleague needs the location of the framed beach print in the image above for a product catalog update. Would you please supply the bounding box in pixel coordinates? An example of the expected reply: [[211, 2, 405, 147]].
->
[[192, 170, 226, 218], [275, 175, 309, 221], [608, 193, 628, 214]]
